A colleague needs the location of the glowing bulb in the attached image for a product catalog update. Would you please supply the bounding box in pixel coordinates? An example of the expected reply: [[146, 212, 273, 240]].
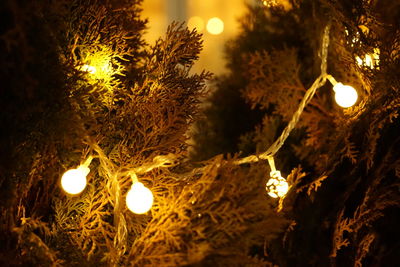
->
[[61, 166, 89, 195], [187, 16, 204, 32], [333, 83, 358, 108], [206, 17, 224, 35], [126, 182, 154, 214], [266, 171, 289, 198], [78, 53, 112, 81], [81, 64, 97, 74]]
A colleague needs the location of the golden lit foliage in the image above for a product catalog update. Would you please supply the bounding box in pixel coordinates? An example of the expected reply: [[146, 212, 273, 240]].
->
[[54, 183, 114, 260], [64, 1, 143, 107], [244, 48, 305, 120], [2, 0, 400, 266], [219, 1, 400, 265], [124, 156, 289, 266], [261, 0, 293, 11], [296, 173, 328, 196], [0, 0, 211, 265], [13, 216, 63, 266], [51, 19, 211, 264], [242, 41, 369, 174], [354, 233, 375, 267]]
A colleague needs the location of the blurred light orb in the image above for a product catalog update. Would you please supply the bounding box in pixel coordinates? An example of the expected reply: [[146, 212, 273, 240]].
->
[[126, 182, 154, 214], [333, 83, 358, 108], [266, 171, 289, 198], [187, 16, 204, 32], [61, 166, 89, 195], [206, 17, 224, 35]]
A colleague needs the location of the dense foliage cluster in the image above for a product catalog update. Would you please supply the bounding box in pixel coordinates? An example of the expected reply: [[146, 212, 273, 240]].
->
[[0, 0, 399, 266], [194, 0, 400, 265]]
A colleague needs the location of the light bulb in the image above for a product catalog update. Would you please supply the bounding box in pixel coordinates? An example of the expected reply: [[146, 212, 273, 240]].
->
[[266, 171, 289, 198], [81, 64, 97, 74], [206, 17, 224, 35], [333, 83, 358, 108], [126, 182, 154, 214], [78, 53, 112, 80], [61, 166, 89, 195]]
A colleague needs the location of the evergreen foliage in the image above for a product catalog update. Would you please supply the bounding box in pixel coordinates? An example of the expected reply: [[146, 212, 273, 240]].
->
[[0, 0, 399, 266], [194, 0, 400, 266]]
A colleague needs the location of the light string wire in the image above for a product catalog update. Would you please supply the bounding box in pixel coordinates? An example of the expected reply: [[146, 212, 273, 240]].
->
[[168, 23, 330, 181], [80, 23, 333, 190], [120, 23, 332, 178], [234, 23, 331, 167]]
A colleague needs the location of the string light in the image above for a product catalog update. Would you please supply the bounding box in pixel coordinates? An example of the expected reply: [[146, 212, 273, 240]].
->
[[333, 83, 358, 108], [266, 171, 289, 198], [67, 24, 360, 209], [266, 157, 289, 198], [327, 75, 358, 108], [126, 174, 154, 214], [61, 156, 93, 195]]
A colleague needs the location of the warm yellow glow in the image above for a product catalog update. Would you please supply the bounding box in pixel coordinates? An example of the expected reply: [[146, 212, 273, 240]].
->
[[61, 166, 89, 195], [126, 182, 154, 214], [355, 56, 363, 66], [266, 171, 289, 198], [187, 16, 204, 32], [79, 53, 112, 80], [81, 64, 97, 74], [355, 48, 380, 69], [333, 83, 358, 108], [262, 0, 293, 10], [364, 54, 373, 67], [206, 17, 224, 35]]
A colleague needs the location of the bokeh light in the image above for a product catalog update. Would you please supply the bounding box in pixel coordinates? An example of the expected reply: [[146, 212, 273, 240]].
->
[[206, 17, 224, 35]]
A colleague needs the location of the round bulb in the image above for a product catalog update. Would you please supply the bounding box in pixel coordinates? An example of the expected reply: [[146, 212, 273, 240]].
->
[[266, 171, 289, 198], [126, 182, 154, 214], [333, 83, 358, 108], [61, 166, 89, 195], [206, 17, 224, 35], [266, 178, 289, 198]]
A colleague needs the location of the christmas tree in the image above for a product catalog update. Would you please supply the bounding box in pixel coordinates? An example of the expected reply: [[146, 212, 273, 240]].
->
[[0, 0, 399, 266]]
